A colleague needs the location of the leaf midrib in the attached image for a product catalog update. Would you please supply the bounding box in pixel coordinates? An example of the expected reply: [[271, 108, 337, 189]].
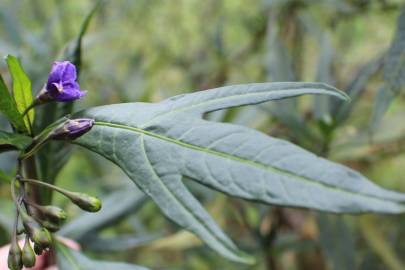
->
[[93, 121, 402, 206]]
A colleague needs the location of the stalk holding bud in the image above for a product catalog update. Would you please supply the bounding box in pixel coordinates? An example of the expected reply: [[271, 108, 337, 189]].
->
[[65, 191, 102, 212], [18, 178, 102, 213]]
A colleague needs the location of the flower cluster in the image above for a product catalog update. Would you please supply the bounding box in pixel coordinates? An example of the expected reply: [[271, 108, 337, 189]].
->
[[7, 61, 99, 270]]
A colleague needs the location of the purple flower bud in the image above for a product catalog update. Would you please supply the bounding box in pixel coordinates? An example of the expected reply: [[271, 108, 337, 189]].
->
[[37, 61, 86, 102], [51, 118, 94, 140]]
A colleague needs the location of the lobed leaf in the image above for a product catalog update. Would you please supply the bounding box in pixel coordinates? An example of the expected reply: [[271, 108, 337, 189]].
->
[[5, 55, 34, 133], [74, 82, 405, 263]]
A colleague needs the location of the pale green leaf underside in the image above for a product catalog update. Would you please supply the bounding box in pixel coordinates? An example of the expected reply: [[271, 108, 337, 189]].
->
[[74, 82, 404, 263], [56, 243, 149, 270]]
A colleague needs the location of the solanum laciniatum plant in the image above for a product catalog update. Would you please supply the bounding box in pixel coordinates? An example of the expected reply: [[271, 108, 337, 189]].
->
[[1, 43, 405, 270], [1, 1, 405, 270]]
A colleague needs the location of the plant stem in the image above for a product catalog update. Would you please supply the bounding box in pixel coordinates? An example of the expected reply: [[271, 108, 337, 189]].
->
[[19, 178, 70, 197], [23, 157, 43, 205]]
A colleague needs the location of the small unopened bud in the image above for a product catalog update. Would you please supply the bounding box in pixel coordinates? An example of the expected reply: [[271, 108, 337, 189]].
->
[[50, 118, 94, 140], [66, 192, 102, 212], [22, 214, 52, 248], [7, 240, 22, 270], [22, 238, 36, 268], [37, 205, 67, 222], [30, 227, 52, 248]]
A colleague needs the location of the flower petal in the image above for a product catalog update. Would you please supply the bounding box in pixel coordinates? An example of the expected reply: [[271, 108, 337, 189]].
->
[[60, 61, 77, 82]]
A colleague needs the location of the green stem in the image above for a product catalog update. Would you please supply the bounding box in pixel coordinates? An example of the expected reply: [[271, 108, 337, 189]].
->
[[11, 211, 19, 247], [23, 157, 43, 205], [19, 178, 71, 198], [11, 177, 26, 215], [21, 102, 36, 118]]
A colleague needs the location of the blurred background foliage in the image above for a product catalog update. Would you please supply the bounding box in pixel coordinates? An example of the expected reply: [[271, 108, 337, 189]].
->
[[1, 0, 405, 269]]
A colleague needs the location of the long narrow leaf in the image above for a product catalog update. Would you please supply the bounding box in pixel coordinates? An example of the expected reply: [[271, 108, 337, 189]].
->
[[6, 55, 34, 133], [0, 74, 26, 132]]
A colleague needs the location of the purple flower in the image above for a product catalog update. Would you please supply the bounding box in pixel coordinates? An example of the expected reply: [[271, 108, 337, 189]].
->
[[51, 118, 94, 140], [38, 61, 86, 102]]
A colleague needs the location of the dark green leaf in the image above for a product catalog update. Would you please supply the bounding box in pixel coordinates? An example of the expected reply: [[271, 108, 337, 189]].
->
[[314, 31, 335, 122], [0, 74, 26, 132], [332, 55, 383, 126], [0, 130, 32, 153], [371, 7, 405, 132], [56, 242, 149, 270], [5, 55, 34, 133], [74, 82, 405, 264]]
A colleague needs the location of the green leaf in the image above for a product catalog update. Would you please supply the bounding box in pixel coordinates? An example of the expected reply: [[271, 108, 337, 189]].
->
[[5, 55, 34, 133], [371, 7, 405, 132], [0, 74, 27, 132], [0, 130, 32, 153], [314, 31, 335, 122], [74, 82, 405, 263], [331, 55, 383, 126], [56, 242, 149, 270]]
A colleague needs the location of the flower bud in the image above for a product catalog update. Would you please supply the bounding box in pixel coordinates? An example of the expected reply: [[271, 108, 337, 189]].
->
[[50, 118, 94, 141], [66, 192, 102, 212], [22, 214, 52, 248], [22, 238, 36, 268], [7, 240, 22, 270], [37, 205, 67, 222]]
